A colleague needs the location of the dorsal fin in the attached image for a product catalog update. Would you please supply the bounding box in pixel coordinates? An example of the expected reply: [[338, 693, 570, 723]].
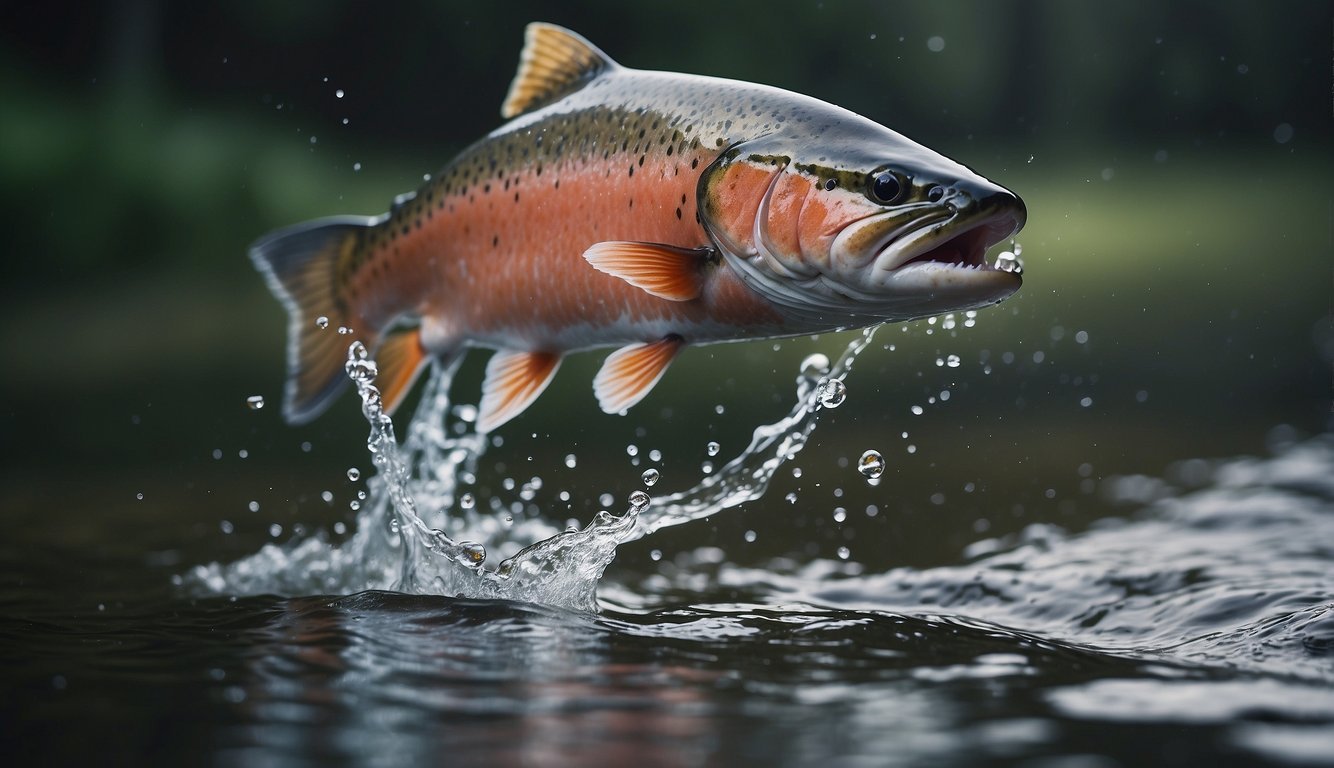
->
[[501, 23, 615, 119]]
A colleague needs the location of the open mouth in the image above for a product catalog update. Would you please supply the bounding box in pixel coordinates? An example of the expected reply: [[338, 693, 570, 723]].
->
[[896, 213, 1019, 273]]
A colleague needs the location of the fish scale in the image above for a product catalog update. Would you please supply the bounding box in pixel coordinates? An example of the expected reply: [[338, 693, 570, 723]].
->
[[250, 22, 1026, 433]]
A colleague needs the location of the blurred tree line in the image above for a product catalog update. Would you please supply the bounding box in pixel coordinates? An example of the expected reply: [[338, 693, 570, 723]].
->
[[0, 0, 1326, 290]]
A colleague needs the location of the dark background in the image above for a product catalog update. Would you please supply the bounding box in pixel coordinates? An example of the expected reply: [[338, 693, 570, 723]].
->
[[0, 0, 1329, 575]]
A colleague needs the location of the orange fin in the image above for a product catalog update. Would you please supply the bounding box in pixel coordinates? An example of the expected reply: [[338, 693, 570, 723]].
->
[[476, 350, 562, 433], [501, 23, 615, 119], [249, 216, 378, 424], [594, 335, 685, 414], [373, 327, 431, 417], [583, 241, 711, 301]]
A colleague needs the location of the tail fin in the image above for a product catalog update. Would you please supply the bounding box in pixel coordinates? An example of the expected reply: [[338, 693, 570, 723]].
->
[[249, 216, 379, 424]]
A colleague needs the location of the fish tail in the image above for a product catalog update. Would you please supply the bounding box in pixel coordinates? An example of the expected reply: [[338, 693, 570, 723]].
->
[[249, 215, 377, 424]]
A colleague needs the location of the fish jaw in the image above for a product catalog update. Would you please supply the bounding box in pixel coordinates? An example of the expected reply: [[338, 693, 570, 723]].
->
[[701, 141, 1027, 328]]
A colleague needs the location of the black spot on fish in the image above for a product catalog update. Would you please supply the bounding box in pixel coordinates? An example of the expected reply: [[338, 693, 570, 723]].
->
[[638, 155, 645, 167], [629, 165, 635, 178], [675, 207, 682, 219], [691, 158, 700, 169], [514, 192, 520, 203], [492, 235, 499, 248]]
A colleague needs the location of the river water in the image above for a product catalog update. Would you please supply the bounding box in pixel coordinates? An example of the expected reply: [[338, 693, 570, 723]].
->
[[3, 321, 1331, 766]]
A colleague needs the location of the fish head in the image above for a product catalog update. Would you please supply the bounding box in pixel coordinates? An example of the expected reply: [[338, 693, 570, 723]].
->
[[698, 128, 1026, 328]]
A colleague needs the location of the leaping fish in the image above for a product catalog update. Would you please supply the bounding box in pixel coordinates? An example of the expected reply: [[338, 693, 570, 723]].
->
[[250, 23, 1026, 433]]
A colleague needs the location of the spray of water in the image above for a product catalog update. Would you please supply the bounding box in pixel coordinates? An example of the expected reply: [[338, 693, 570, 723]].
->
[[189, 328, 879, 610]]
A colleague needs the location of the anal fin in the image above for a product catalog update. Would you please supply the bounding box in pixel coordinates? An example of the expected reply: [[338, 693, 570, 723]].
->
[[374, 327, 431, 417], [477, 350, 562, 433], [584, 241, 711, 301], [594, 335, 684, 414]]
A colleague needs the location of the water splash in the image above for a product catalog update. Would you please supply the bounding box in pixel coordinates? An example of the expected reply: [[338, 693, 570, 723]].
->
[[190, 328, 879, 610]]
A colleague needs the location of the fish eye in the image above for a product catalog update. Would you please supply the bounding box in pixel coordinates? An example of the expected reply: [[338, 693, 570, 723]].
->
[[868, 170, 906, 205]]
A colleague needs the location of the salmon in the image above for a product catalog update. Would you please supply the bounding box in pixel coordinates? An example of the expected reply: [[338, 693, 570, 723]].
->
[[250, 23, 1026, 433]]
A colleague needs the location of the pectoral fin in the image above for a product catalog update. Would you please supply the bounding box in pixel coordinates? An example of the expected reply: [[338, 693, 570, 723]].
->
[[583, 241, 712, 301], [477, 350, 562, 433], [594, 335, 684, 414]]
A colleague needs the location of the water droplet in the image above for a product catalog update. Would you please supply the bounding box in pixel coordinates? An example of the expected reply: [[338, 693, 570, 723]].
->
[[800, 353, 830, 379], [248, 500, 260, 512], [817, 378, 847, 408], [946, 354, 961, 368], [926, 36, 946, 52], [626, 444, 639, 458], [345, 356, 378, 383], [564, 454, 577, 469], [315, 316, 329, 329], [628, 490, 651, 512], [321, 491, 333, 504], [349, 500, 360, 511], [641, 468, 660, 487], [744, 529, 757, 543], [353, 162, 362, 172], [833, 508, 847, 522], [785, 492, 798, 504], [346, 467, 361, 481], [337, 325, 353, 335], [858, 450, 886, 479], [335, 88, 344, 99], [994, 250, 1024, 274], [333, 521, 346, 535], [246, 395, 265, 410], [706, 441, 720, 456], [910, 405, 924, 416], [1080, 396, 1093, 408], [268, 524, 282, 538], [135, 492, 144, 500], [837, 546, 851, 560], [458, 541, 486, 566], [219, 520, 234, 534], [650, 549, 662, 561], [700, 461, 714, 475], [1273, 122, 1294, 144]]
